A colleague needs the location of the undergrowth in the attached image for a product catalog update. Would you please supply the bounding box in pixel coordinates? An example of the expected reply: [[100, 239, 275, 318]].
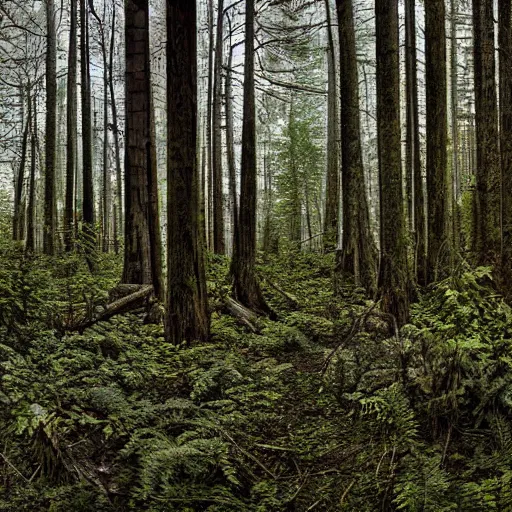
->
[[1, 246, 512, 511]]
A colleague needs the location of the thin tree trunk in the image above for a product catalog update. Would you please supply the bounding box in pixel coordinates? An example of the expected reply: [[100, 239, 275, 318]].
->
[[108, 4, 122, 253], [376, 0, 410, 326], [26, 90, 36, 253], [324, 0, 340, 252], [44, 0, 57, 255], [206, 0, 214, 250], [65, 0, 77, 251], [337, 0, 377, 295], [212, 0, 225, 254], [81, 0, 95, 257], [425, 0, 449, 283], [405, 0, 426, 285], [13, 95, 29, 241], [225, 22, 238, 255], [166, 0, 210, 343], [231, 0, 271, 315], [450, 0, 460, 254]]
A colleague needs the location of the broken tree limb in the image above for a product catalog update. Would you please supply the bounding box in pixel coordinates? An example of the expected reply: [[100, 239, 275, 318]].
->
[[73, 285, 154, 332], [260, 275, 300, 309], [224, 297, 260, 333]]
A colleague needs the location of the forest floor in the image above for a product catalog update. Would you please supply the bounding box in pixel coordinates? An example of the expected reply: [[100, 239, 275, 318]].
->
[[2, 248, 512, 511]]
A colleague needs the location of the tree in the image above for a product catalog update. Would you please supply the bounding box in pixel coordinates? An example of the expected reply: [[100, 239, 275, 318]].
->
[[212, 0, 225, 254], [323, 0, 339, 252], [65, 0, 77, 251], [405, 0, 426, 285], [231, 0, 271, 315], [472, 0, 501, 266], [166, 0, 209, 343], [336, 0, 377, 295], [44, 0, 57, 255], [376, 0, 410, 326], [425, 0, 448, 283], [80, 0, 95, 254], [499, 0, 512, 280], [13, 89, 29, 242], [123, 0, 163, 300]]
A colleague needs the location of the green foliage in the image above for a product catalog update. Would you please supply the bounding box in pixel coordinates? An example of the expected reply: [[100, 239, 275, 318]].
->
[[3, 244, 512, 510]]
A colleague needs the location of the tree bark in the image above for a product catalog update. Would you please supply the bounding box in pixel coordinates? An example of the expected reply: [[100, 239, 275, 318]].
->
[[65, 0, 77, 251], [26, 90, 36, 253], [225, 21, 239, 255], [166, 0, 210, 343], [206, 0, 214, 250], [80, 0, 95, 255], [13, 91, 29, 242], [376, 0, 410, 326], [499, 0, 512, 280], [108, 4, 122, 254], [123, 0, 163, 301], [324, 0, 340, 252], [212, 0, 225, 254], [405, 0, 426, 285], [337, 0, 377, 295], [425, 0, 449, 283], [231, 0, 271, 315], [473, 0, 501, 266], [44, 0, 57, 255]]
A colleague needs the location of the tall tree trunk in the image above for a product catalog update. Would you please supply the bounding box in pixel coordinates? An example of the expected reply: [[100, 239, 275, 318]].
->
[[473, 0, 501, 266], [324, 0, 340, 252], [44, 0, 57, 255], [225, 24, 239, 254], [13, 94, 29, 241], [405, 0, 426, 285], [107, 4, 122, 254], [231, 0, 271, 315], [499, 0, 512, 281], [212, 0, 225, 254], [450, 0, 461, 254], [81, 0, 95, 255], [206, 0, 214, 250], [26, 91, 36, 254], [376, 0, 410, 326], [425, 0, 449, 283], [166, 0, 210, 343], [337, 0, 377, 295], [123, 0, 163, 301], [102, 52, 110, 252], [65, 0, 77, 251]]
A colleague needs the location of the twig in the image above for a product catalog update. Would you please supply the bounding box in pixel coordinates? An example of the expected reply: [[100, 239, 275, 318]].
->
[[339, 479, 356, 507], [321, 303, 377, 375], [0, 453, 30, 483]]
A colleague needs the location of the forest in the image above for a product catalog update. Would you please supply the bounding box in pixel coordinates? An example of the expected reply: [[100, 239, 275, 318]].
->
[[1, 0, 512, 510]]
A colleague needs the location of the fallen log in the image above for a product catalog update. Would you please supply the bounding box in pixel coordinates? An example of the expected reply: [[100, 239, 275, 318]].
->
[[224, 297, 260, 333], [72, 285, 154, 332], [261, 276, 300, 309]]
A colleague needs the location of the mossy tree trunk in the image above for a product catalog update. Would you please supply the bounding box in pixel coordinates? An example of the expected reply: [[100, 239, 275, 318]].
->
[[166, 0, 210, 343], [425, 0, 449, 284], [376, 0, 411, 326], [337, 0, 377, 295]]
